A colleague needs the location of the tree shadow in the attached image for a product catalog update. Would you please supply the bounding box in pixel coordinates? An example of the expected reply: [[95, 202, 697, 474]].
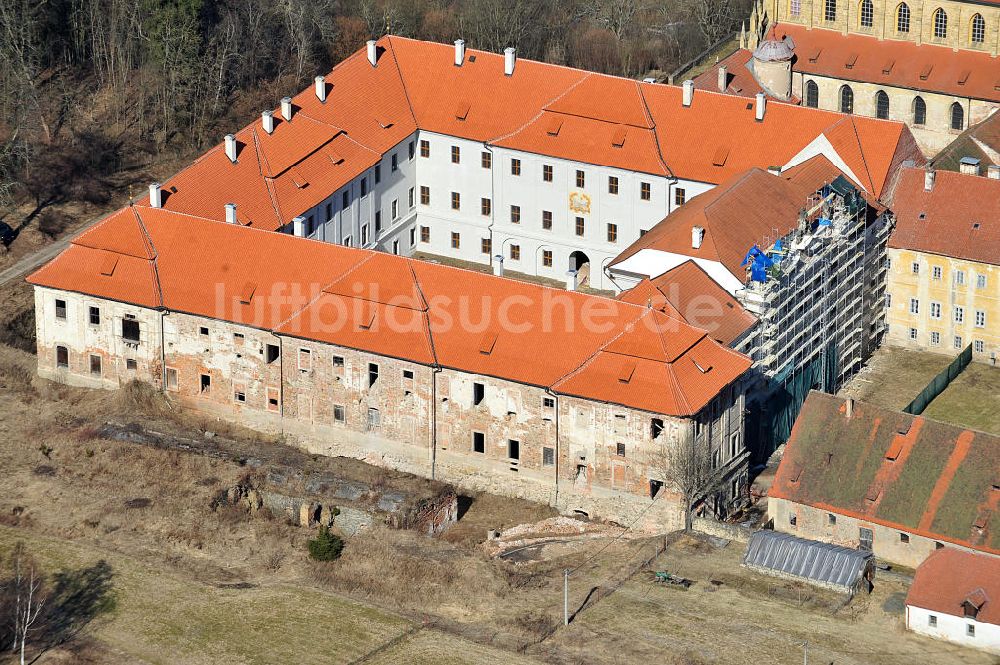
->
[[31, 560, 117, 661]]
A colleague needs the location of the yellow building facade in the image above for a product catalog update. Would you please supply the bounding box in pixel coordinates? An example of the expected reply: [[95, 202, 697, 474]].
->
[[886, 247, 1000, 362]]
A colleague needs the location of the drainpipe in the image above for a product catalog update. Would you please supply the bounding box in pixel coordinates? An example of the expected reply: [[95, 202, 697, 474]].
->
[[271, 331, 284, 420], [546, 388, 561, 508], [430, 365, 442, 479], [666, 177, 677, 216], [159, 310, 169, 392], [484, 144, 497, 268]]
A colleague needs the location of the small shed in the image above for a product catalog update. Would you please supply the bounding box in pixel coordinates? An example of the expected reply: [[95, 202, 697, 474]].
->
[[743, 530, 874, 596]]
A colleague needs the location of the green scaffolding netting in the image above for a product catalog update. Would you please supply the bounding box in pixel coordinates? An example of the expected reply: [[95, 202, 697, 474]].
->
[[903, 344, 972, 415]]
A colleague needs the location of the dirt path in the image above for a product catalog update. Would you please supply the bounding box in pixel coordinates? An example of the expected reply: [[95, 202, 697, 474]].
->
[[0, 210, 109, 286]]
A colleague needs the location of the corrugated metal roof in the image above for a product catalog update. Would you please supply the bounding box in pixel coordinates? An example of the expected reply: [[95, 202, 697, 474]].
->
[[743, 530, 872, 590]]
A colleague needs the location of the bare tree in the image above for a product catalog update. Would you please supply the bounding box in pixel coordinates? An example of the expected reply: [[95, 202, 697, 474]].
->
[[6, 543, 46, 665], [651, 424, 722, 531], [689, 0, 740, 44]]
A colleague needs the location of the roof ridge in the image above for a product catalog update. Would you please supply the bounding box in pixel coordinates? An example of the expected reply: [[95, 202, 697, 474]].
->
[[635, 79, 674, 178], [549, 307, 646, 390], [384, 36, 420, 132], [130, 206, 165, 308], [406, 260, 438, 366], [487, 71, 592, 145], [252, 128, 286, 227]]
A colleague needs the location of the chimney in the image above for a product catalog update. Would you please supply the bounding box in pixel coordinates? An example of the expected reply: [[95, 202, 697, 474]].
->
[[225, 203, 238, 225], [718, 65, 728, 92], [314, 75, 326, 102], [691, 225, 705, 249], [504, 47, 516, 76], [682, 79, 694, 107], [493, 254, 504, 277], [845, 397, 854, 418], [148, 183, 162, 209], [261, 110, 275, 134], [924, 168, 936, 192], [280, 96, 293, 121], [988, 165, 1000, 180], [224, 134, 237, 163], [959, 156, 981, 176], [565, 269, 578, 291], [292, 216, 305, 237], [366, 40, 377, 67], [754, 93, 766, 121], [454, 39, 465, 66]]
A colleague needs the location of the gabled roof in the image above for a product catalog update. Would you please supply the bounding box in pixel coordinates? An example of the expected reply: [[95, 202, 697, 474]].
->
[[611, 155, 851, 280], [139, 35, 917, 231], [889, 167, 1000, 266], [907, 548, 1000, 625], [617, 261, 757, 346], [28, 207, 750, 417], [773, 23, 1000, 103], [772, 391, 1000, 556]]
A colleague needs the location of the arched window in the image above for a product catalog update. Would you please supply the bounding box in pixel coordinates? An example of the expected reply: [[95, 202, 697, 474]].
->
[[875, 91, 890, 119], [896, 3, 910, 32], [805, 80, 819, 108], [971, 14, 986, 43], [913, 96, 926, 126], [824, 0, 837, 22], [951, 102, 964, 130], [840, 85, 854, 114], [860, 0, 874, 27], [933, 8, 948, 39]]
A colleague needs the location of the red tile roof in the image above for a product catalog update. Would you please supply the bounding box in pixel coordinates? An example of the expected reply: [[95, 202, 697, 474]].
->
[[140, 35, 918, 231], [771, 392, 1000, 556], [610, 155, 857, 279], [773, 23, 1000, 103], [618, 261, 757, 346], [889, 167, 1000, 266], [907, 548, 1000, 626], [28, 207, 751, 417], [692, 50, 766, 98]]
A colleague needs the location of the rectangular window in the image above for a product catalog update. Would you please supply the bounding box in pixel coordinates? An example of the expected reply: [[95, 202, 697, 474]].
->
[[543, 397, 555, 409], [451, 232, 460, 249], [616, 442, 626, 457], [542, 250, 553, 267], [126, 358, 137, 371], [543, 164, 553, 182], [408, 187, 415, 209], [420, 226, 430, 243], [542, 210, 552, 230], [651, 418, 664, 438], [481, 198, 491, 216], [368, 362, 379, 387], [233, 332, 244, 344], [510, 244, 520, 261], [930, 331, 940, 345], [511, 158, 521, 175], [333, 405, 345, 423], [408, 141, 414, 159], [451, 192, 460, 210], [575, 217, 585, 237], [640, 182, 651, 200], [607, 223, 617, 243], [975, 339, 984, 353], [332, 355, 344, 369], [975, 310, 986, 327], [361, 178, 368, 196], [674, 187, 687, 206], [375, 165, 381, 184], [508, 439, 520, 460], [89, 354, 102, 376], [402, 369, 414, 380], [955, 270, 965, 286], [608, 176, 619, 194], [200, 374, 211, 393], [165, 367, 178, 390], [267, 388, 279, 412], [481, 151, 491, 169], [930, 302, 941, 319], [451, 145, 460, 164], [473, 432, 485, 454], [954, 306, 964, 323], [912, 262, 920, 274], [344, 235, 352, 247], [88, 306, 100, 325], [362, 223, 370, 244], [909, 327, 918, 340], [575, 170, 585, 188], [298, 348, 312, 371], [542, 446, 555, 466], [481, 238, 492, 255], [900, 532, 910, 543], [391, 153, 398, 172], [234, 383, 247, 403], [928, 615, 937, 627], [976, 274, 987, 289], [909, 298, 919, 314], [473, 382, 485, 406], [932, 266, 942, 280], [420, 140, 430, 157], [789, 514, 797, 527], [510, 205, 520, 224], [55, 299, 67, 320], [122, 319, 140, 342], [343, 191, 349, 208], [828, 513, 837, 525], [375, 211, 382, 232], [325, 202, 332, 221], [967, 625, 975, 637], [266, 344, 280, 364], [391, 199, 399, 220], [420, 185, 430, 205], [409, 227, 416, 247], [954, 336, 963, 349]]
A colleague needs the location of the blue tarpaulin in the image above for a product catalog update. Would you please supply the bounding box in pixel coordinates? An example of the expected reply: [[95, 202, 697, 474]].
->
[[741, 245, 774, 283]]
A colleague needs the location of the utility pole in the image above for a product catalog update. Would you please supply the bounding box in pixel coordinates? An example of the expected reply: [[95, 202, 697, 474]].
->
[[802, 641, 808, 665], [563, 568, 569, 625]]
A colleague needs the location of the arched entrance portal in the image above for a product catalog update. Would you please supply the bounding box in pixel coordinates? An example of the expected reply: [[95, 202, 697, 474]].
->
[[569, 250, 591, 287]]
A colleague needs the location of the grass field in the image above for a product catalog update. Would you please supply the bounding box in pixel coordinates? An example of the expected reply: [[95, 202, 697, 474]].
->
[[840, 346, 953, 411], [361, 629, 544, 665], [922, 361, 1000, 435]]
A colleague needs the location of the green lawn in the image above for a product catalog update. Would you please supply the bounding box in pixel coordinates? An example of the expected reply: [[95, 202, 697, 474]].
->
[[922, 362, 1000, 435]]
